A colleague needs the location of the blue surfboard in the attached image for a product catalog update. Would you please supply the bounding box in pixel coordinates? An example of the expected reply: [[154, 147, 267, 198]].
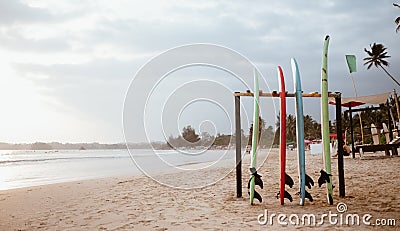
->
[[291, 58, 314, 205]]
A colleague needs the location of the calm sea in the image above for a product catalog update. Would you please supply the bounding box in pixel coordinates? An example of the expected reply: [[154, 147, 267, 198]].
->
[[0, 149, 236, 190]]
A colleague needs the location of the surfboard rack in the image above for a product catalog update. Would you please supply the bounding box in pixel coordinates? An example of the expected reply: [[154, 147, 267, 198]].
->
[[234, 91, 339, 98], [344, 97, 400, 159], [234, 91, 346, 199]]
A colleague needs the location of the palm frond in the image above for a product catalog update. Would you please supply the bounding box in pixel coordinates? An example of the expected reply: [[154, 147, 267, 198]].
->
[[363, 42, 391, 69], [381, 59, 390, 66], [364, 48, 373, 56], [379, 53, 390, 59], [363, 59, 372, 64], [395, 17, 400, 24]]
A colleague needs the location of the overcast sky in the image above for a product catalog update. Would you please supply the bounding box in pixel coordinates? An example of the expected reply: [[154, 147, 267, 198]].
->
[[0, 0, 399, 143]]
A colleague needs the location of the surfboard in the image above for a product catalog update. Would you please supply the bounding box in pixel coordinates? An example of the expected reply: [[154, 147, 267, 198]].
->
[[383, 123, 390, 144], [277, 66, 293, 204], [291, 58, 313, 205], [248, 69, 263, 204], [371, 123, 379, 145], [320, 35, 334, 205]]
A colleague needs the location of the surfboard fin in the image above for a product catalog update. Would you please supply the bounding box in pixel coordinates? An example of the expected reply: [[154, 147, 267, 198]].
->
[[305, 174, 314, 189], [247, 176, 263, 190], [318, 169, 332, 187], [305, 190, 313, 202], [248, 168, 263, 203], [254, 190, 262, 203], [249, 190, 262, 203], [296, 190, 313, 202], [276, 190, 293, 202], [248, 167, 263, 189], [285, 173, 294, 188]]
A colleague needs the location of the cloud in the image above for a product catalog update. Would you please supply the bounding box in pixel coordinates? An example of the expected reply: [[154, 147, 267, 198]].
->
[[0, 28, 70, 52], [1, 0, 399, 142], [13, 58, 140, 124], [15, 58, 139, 82], [0, 0, 54, 24]]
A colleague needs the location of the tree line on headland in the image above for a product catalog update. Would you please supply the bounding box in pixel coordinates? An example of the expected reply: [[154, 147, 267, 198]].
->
[[0, 142, 128, 150]]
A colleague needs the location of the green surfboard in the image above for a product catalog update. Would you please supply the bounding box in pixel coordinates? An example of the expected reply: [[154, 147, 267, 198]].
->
[[321, 35, 334, 205], [248, 69, 262, 204]]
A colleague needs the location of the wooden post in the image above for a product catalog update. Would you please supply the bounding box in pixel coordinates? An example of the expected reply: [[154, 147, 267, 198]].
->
[[335, 93, 345, 197], [348, 105, 356, 158], [387, 100, 398, 156], [387, 100, 394, 141], [394, 89, 400, 129], [235, 93, 242, 198], [388, 97, 397, 133]]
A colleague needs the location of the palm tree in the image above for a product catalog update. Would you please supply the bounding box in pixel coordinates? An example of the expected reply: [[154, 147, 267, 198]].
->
[[286, 114, 297, 142], [303, 115, 321, 140], [363, 43, 400, 87], [394, 3, 400, 32]]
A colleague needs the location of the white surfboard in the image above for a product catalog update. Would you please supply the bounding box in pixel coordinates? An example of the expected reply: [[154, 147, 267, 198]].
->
[[371, 123, 379, 145], [382, 123, 390, 144]]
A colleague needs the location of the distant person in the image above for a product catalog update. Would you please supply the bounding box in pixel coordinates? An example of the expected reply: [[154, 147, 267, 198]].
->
[[343, 144, 351, 156], [245, 145, 251, 154], [333, 144, 351, 157]]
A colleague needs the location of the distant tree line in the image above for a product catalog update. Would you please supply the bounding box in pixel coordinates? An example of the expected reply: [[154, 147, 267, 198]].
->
[[274, 114, 322, 144], [166, 114, 323, 149], [166, 125, 233, 148]]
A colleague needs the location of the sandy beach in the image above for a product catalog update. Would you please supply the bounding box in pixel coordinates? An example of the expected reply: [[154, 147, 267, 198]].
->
[[1, 149, 399, 230]]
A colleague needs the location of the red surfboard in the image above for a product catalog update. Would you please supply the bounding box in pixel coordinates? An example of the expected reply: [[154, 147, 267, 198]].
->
[[278, 66, 293, 204]]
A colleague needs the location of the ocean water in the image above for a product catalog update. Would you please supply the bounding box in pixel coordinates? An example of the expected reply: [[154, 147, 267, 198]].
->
[[0, 149, 236, 190]]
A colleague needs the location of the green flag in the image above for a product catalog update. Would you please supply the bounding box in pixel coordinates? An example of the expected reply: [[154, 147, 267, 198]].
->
[[345, 55, 357, 73]]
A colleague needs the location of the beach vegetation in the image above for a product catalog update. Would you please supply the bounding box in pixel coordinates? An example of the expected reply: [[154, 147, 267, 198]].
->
[[363, 43, 400, 87], [274, 114, 322, 144], [394, 3, 400, 32]]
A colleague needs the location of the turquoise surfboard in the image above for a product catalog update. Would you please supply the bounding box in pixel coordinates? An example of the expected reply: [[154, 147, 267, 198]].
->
[[292, 58, 314, 205]]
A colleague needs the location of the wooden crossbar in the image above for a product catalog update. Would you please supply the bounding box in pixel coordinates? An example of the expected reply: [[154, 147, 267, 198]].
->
[[234, 91, 340, 98]]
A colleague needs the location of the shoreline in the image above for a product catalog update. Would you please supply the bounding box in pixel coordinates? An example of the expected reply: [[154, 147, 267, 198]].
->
[[1, 150, 399, 230], [0, 149, 242, 191]]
